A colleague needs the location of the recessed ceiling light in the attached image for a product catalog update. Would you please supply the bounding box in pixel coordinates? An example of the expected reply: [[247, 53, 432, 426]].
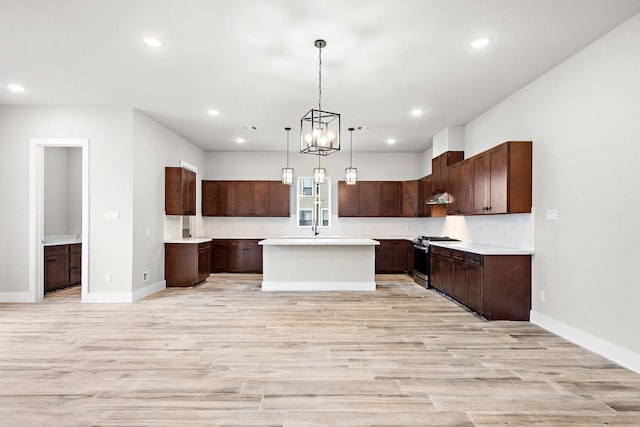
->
[[208, 109, 220, 116], [470, 36, 492, 49], [7, 83, 25, 93], [236, 137, 245, 144], [387, 138, 396, 144], [411, 108, 424, 117], [142, 36, 163, 48]]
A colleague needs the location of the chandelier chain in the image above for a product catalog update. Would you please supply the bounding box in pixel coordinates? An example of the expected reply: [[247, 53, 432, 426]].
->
[[318, 43, 322, 112]]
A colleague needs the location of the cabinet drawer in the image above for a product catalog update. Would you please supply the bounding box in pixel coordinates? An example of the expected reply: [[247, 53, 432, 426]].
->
[[466, 253, 482, 265], [198, 242, 211, 252], [452, 250, 464, 262], [45, 245, 68, 256], [69, 243, 82, 254]]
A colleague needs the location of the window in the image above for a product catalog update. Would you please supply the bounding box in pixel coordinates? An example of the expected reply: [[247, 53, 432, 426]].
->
[[296, 177, 331, 228]]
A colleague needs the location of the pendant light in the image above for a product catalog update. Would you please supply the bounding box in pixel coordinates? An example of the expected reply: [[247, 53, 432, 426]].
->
[[300, 39, 341, 157], [281, 127, 294, 185], [345, 127, 358, 185], [313, 155, 326, 184]]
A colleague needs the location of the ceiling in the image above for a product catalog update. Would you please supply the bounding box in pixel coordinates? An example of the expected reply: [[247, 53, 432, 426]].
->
[[2, 0, 640, 153]]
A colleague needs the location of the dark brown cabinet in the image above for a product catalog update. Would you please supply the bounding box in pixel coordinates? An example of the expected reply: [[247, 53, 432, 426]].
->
[[202, 181, 236, 216], [236, 181, 269, 216], [430, 246, 531, 320], [210, 239, 263, 273], [165, 241, 211, 287], [44, 243, 81, 293], [418, 176, 447, 218], [447, 162, 461, 215], [471, 141, 532, 215], [338, 181, 360, 217], [202, 181, 289, 217], [165, 167, 196, 216], [401, 180, 418, 217], [432, 151, 464, 193], [375, 239, 412, 273], [458, 159, 474, 215], [338, 181, 403, 217], [268, 181, 291, 217]]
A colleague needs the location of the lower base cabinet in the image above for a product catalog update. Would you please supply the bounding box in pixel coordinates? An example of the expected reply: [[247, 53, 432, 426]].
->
[[430, 246, 531, 320], [375, 239, 413, 274], [211, 239, 263, 273], [44, 243, 81, 293], [165, 241, 211, 287]]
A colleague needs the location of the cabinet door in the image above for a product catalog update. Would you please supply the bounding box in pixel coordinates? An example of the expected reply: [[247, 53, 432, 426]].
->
[[459, 159, 473, 215], [203, 181, 236, 216], [197, 242, 211, 283], [227, 240, 245, 272], [465, 254, 483, 312], [268, 181, 290, 217], [338, 181, 360, 217], [417, 176, 430, 217], [359, 181, 381, 217], [472, 153, 490, 214], [244, 240, 263, 273], [447, 163, 461, 215], [252, 181, 269, 216], [44, 254, 69, 292], [380, 182, 402, 216], [431, 154, 444, 192], [401, 181, 418, 217], [430, 249, 441, 290], [439, 251, 454, 295], [375, 240, 393, 273], [451, 251, 467, 303], [184, 169, 196, 215], [210, 240, 228, 273], [489, 144, 508, 214]]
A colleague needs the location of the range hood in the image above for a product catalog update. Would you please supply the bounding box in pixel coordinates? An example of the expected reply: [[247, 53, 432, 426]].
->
[[425, 191, 453, 205]]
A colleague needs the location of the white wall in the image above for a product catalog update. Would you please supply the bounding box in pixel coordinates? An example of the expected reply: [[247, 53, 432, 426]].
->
[[464, 14, 640, 364], [131, 110, 205, 293], [0, 107, 133, 295], [43, 147, 82, 236]]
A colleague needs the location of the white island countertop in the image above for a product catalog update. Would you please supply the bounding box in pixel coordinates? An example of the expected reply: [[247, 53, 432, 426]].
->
[[259, 238, 380, 246], [429, 241, 534, 255], [164, 237, 212, 244]]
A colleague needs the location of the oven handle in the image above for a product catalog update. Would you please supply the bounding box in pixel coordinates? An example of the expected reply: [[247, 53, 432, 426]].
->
[[413, 245, 429, 252]]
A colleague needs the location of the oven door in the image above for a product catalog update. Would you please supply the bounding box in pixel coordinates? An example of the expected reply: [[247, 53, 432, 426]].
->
[[413, 244, 429, 287]]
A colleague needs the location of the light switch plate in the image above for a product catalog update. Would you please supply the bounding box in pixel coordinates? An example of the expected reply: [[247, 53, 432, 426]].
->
[[104, 211, 120, 220], [545, 209, 558, 221]]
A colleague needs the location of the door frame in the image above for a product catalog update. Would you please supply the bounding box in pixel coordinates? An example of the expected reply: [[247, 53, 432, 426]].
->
[[29, 138, 90, 302]]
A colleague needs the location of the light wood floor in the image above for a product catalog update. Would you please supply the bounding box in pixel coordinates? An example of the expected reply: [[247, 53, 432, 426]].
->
[[1, 274, 639, 426]]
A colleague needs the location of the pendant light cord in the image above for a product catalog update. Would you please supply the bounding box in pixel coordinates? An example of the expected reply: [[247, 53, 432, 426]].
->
[[318, 44, 322, 112], [349, 129, 353, 167]]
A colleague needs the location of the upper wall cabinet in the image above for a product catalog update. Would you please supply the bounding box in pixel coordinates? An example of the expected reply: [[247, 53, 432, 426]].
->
[[165, 167, 196, 216], [470, 141, 532, 215], [338, 180, 414, 218], [202, 180, 290, 217], [431, 151, 464, 193]]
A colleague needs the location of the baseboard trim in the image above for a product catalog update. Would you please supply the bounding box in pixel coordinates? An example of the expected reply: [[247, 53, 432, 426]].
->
[[82, 291, 134, 303], [0, 291, 34, 303], [133, 280, 166, 301], [530, 310, 640, 374]]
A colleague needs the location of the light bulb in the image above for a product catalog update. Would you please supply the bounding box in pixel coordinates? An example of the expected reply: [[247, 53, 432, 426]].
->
[[327, 132, 335, 141], [312, 129, 321, 138], [319, 136, 328, 146]]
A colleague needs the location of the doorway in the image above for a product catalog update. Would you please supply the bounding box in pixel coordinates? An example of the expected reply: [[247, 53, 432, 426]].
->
[[29, 138, 89, 302]]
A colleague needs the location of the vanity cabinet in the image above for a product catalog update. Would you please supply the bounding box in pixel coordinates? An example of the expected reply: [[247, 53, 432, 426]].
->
[[202, 181, 289, 217], [210, 239, 263, 273], [165, 241, 211, 287], [430, 246, 531, 320], [165, 167, 196, 216], [44, 243, 81, 293]]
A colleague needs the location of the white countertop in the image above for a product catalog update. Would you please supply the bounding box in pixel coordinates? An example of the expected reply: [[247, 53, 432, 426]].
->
[[164, 237, 212, 244], [260, 238, 380, 246], [43, 234, 82, 246], [429, 241, 534, 255]]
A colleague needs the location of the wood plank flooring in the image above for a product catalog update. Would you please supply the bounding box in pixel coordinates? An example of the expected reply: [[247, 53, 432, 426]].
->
[[1, 274, 639, 426]]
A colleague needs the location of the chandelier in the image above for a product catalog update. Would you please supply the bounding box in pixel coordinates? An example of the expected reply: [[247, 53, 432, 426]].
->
[[300, 39, 340, 156], [345, 127, 358, 185], [281, 127, 294, 185]]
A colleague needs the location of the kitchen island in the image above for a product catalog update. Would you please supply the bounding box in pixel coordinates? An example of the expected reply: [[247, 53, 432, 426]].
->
[[259, 238, 380, 291]]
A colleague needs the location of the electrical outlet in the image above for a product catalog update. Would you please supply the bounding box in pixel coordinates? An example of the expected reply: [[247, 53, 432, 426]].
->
[[105, 274, 112, 284], [142, 271, 149, 283], [104, 211, 120, 220], [145, 227, 150, 236], [539, 290, 546, 302]]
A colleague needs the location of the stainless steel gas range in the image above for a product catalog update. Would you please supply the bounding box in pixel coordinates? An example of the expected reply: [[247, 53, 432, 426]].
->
[[412, 236, 460, 287]]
